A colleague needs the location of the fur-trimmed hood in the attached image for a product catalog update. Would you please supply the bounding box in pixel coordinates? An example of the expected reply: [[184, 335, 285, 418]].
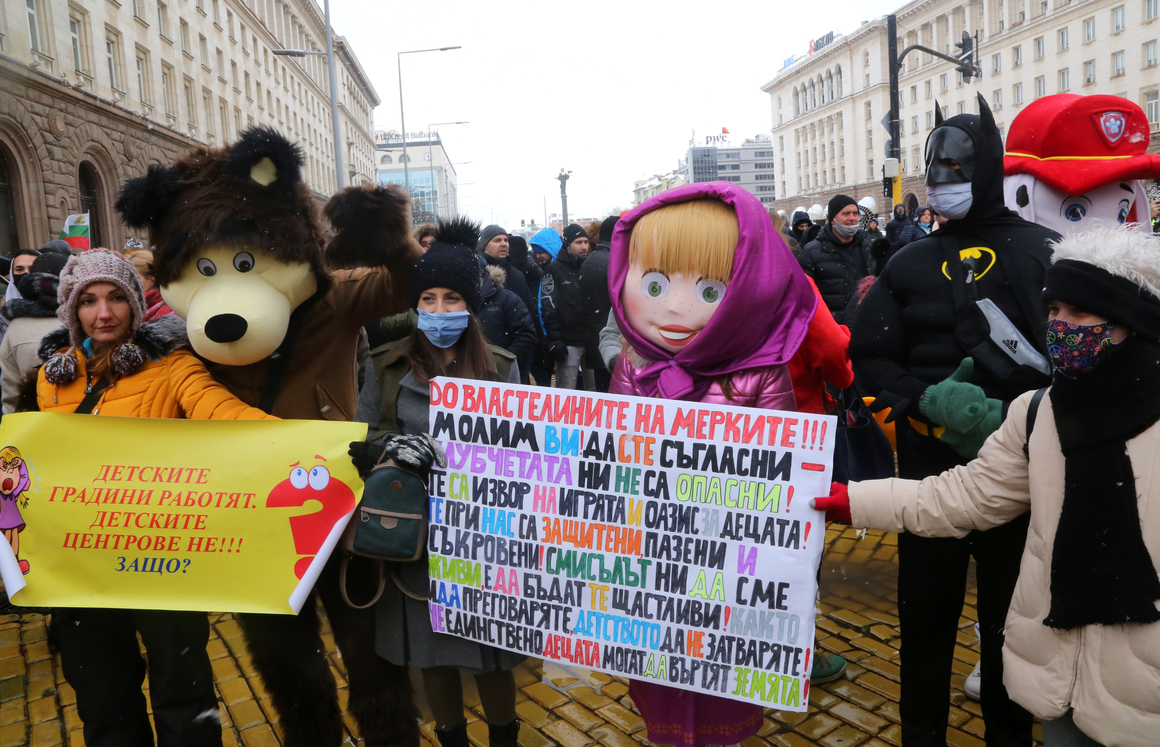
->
[[1050, 224, 1160, 299], [38, 314, 189, 364]]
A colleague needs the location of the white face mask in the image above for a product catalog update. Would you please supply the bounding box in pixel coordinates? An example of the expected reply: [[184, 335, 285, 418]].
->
[[832, 221, 860, 238], [927, 183, 974, 220]]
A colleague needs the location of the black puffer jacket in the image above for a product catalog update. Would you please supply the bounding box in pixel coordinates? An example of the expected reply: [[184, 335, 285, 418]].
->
[[540, 252, 586, 348], [478, 267, 537, 361], [789, 210, 821, 246], [796, 224, 882, 325], [481, 253, 534, 318], [850, 101, 1059, 477], [578, 242, 611, 373], [884, 204, 909, 250]]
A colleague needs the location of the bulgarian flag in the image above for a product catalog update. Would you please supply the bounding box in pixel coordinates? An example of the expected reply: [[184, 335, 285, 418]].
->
[[60, 214, 90, 251]]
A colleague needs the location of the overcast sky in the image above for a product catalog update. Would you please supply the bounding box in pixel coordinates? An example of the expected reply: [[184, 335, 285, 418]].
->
[[329, 0, 902, 230]]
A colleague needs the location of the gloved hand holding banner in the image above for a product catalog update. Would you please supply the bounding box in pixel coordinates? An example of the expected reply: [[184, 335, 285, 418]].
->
[[426, 378, 835, 711], [0, 412, 365, 614]]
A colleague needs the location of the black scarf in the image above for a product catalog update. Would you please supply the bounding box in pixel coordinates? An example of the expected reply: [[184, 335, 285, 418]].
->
[[1046, 336, 1160, 629]]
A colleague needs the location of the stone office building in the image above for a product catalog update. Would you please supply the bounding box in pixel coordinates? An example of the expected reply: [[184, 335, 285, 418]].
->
[[0, 0, 377, 254]]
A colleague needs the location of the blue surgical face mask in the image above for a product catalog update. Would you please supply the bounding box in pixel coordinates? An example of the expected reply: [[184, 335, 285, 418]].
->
[[417, 308, 470, 348]]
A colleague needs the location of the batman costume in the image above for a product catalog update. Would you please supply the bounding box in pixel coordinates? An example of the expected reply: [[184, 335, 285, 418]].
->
[[849, 95, 1057, 747]]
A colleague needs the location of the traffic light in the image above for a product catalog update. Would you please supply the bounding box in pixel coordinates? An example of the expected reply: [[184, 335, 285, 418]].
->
[[955, 31, 976, 81], [521, 219, 526, 227]]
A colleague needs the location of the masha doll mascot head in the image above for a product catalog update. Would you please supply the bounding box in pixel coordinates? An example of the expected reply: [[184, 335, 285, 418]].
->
[[1004, 94, 1160, 234], [609, 181, 817, 404]]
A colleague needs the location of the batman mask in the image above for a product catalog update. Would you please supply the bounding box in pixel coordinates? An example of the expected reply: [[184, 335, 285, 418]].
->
[[922, 94, 1005, 223]]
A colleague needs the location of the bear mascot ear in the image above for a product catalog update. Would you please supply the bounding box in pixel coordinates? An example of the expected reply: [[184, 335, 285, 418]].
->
[[115, 164, 182, 232], [226, 125, 303, 195]]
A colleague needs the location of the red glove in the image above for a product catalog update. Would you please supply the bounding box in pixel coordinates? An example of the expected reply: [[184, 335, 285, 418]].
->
[[811, 482, 852, 524]]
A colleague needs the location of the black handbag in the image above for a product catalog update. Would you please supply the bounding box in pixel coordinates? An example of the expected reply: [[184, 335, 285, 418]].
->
[[338, 458, 429, 609], [831, 389, 896, 484]]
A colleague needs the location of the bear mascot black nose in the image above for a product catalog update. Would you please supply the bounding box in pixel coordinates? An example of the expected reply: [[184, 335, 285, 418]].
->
[[204, 313, 249, 343]]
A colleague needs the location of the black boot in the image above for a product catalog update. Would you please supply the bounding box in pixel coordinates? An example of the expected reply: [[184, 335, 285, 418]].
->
[[488, 718, 521, 747], [434, 721, 470, 747]]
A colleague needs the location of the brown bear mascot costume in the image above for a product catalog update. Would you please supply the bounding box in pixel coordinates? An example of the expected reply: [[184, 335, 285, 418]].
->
[[115, 126, 421, 747]]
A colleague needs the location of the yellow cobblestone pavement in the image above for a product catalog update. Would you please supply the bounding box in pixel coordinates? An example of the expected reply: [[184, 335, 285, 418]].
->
[[0, 527, 1044, 747]]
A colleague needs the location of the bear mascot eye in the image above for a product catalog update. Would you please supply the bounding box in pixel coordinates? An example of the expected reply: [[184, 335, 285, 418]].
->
[[197, 258, 217, 276], [234, 252, 255, 272]]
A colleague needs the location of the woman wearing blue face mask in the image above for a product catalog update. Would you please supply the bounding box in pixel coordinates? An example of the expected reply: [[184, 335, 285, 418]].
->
[[814, 225, 1160, 747], [351, 228, 523, 747], [898, 206, 936, 247]]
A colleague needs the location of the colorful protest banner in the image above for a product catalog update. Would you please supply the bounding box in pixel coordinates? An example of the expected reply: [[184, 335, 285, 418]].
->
[[0, 412, 365, 614], [426, 378, 835, 711]]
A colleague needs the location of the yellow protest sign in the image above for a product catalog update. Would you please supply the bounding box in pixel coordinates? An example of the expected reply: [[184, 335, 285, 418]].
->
[[0, 412, 365, 614]]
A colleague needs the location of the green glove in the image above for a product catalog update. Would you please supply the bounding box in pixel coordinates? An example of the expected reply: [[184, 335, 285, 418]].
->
[[939, 398, 1003, 459], [920, 358, 1002, 459]]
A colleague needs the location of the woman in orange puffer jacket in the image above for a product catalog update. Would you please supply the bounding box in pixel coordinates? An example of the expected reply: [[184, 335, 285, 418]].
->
[[35, 249, 273, 747]]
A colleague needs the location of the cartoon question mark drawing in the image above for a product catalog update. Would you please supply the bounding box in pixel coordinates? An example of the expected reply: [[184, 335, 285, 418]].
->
[[265, 457, 356, 579]]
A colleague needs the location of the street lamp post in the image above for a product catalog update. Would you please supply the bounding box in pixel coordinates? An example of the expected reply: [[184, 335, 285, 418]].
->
[[273, 0, 343, 190], [397, 46, 461, 200], [558, 169, 572, 228], [427, 121, 467, 218]]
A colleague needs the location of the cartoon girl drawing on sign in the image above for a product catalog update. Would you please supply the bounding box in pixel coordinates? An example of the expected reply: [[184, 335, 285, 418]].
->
[[609, 182, 818, 746], [0, 447, 32, 574]]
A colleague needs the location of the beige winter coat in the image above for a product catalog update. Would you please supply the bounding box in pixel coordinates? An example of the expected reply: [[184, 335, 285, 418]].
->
[[850, 389, 1160, 747]]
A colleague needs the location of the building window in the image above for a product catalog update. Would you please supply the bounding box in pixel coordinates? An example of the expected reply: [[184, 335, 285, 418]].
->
[[68, 10, 90, 73], [901, 150, 908, 173], [1035, 37, 1045, 59], [1085, 59, 1096, 83], [940, 73, 948, 92], [865, 101, 873, 120], [1146, 40, 1158, 67], [244, 71, 251, 98], [180, 19, 190, 54], [226, 9, 233, 37], [1085, 17, 1096, 41], [1036, 75, 1047, 98], [994, 89, 1003, 109], [199, 34, 208, 68], [1014, 82, 1024, 104], [911, 85, 918, 103], [993, 53, 1002, 74], [240, 24, 247, 52], [1113, 5, 1126, 31], [135, 49, 150, 104], [184, 77, 196, 128], [203, 90, 214, 137], [216, 49, 224, 79], [1146, 91, 1159, 129], [1058, 27, 1069, 50], [211, 0, 220, 25], [161, 63, 175, 115], [105, 30, 124, 91], [219, 99, 229, 141], [1114, 50, 1126, 75], [926, 111, 934, 128], [913, 146, 921, 172], [1059, 68, 1070, 91], [958, 101, 966, 114], [26, 0, 44, 53], [156, 1, 169, 37], [912, 115, 919, 133], [1148, 0, 1159, 21], [925, 80, 932, 98]]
